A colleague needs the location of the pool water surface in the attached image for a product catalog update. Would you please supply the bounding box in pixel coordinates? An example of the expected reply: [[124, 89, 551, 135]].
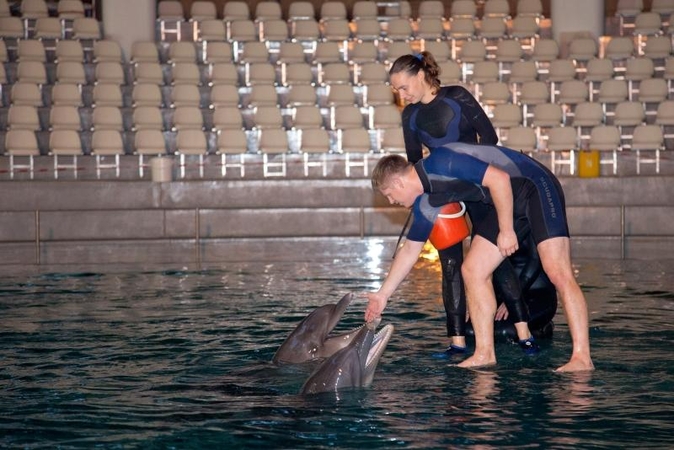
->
[[1, 244, 672, 449]]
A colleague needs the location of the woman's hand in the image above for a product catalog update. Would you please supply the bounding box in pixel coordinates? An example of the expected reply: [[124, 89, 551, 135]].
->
[[364, 292, 388, 323]]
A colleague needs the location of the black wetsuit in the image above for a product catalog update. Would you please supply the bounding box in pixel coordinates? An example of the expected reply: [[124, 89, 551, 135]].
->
[[402, 85, 499, 162], [465, 228, 558, 340]]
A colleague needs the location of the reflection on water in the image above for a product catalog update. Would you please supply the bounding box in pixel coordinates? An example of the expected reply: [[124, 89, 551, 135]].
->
[[0, 257, 673, 449]]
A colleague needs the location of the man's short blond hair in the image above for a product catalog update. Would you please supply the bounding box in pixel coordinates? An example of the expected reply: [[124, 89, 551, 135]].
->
[[371, 154, 411, 190]]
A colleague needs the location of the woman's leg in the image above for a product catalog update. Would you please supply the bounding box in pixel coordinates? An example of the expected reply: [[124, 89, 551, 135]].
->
[[439, 243, 466, 342]]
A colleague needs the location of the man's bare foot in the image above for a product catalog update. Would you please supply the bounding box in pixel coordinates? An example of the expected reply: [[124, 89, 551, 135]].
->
[[554, 356, 594, 373], [456, 353, 496, 369]]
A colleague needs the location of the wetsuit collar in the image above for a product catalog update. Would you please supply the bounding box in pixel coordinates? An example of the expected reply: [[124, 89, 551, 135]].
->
[[414, 161, 432, 193]]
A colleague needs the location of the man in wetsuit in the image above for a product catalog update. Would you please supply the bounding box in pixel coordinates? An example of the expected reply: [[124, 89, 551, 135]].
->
[[364, 149, 594, 372]]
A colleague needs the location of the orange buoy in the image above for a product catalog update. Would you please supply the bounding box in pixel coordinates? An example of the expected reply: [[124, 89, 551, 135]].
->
[[428, 202, 470, 250]]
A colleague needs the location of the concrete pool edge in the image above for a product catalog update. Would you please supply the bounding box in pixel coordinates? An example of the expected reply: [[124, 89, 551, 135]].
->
[[1, 175, 673, 270]]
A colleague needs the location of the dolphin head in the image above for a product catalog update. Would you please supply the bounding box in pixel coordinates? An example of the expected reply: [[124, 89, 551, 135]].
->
[[272, 293, 361, 365], [299, 320, 395, 395]]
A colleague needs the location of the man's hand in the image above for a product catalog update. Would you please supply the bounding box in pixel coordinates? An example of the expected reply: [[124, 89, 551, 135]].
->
[[497, 228, 519, 257], [364, 292, 388, 323], [495, 302, 509, 321]]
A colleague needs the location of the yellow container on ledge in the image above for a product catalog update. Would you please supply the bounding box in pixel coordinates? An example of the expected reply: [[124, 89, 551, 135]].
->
[[578, 150, 600, 178]]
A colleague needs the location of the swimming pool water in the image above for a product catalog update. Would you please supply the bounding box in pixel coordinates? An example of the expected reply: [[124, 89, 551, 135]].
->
[[1, 248, 672, 449]]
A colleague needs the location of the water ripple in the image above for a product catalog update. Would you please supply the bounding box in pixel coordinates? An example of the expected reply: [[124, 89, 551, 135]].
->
[[0, 260, 673, 448]]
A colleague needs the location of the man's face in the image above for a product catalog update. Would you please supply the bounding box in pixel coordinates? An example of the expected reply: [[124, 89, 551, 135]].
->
[[379, 176, 416, 209], [390, 70, 426, 105]]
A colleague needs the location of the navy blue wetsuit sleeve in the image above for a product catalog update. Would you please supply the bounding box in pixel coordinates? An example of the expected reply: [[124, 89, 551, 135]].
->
[[402, 106, 424, 164], [406, 196, 435, 243]]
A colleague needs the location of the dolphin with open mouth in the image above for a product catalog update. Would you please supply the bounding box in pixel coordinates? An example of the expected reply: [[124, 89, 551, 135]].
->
[[300, 319, 394, 395], [272, 293, 364, 365]]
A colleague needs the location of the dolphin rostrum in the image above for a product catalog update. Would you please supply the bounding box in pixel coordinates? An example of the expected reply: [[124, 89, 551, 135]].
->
[[300, 319, 394, 395], [272, 293, 363, 365]]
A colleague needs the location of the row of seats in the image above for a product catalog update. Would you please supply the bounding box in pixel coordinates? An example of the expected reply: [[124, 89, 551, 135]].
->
[[0, 60, 394, 91], [3, 67, 672, 113], [6, 87, 673, 138], [478, 77, 673, 119], [157, 13, 544, 45], [154, 13, 543, 50], [614, 9, 674, 37], [615, 0, 674, 35], [0, 38, 119, 63], [13, 99, 668, 155], [616, 0, 674, 17], [565, 35, 673, 64], [2, 81, 396, 113], [1, 101, 403, 132], [468, 56, 674, 85], [2, 125, 399, 178], [12, 57, 674, 107], [7, 70, 672, 119], [4, 79, 671, 128], [1, 24, 668, 78], [4, 117, 664, 180], [6, 32, 667, 67], [5, 39, 674, 91], [1, 0, 90, 19], [0, 37, 527, 72], [2, 125, 398, 157], [0, 15, 101, 40], [490, 98, 674, 134], [157, 0, 544, 24], [500, 122, 664, 175]]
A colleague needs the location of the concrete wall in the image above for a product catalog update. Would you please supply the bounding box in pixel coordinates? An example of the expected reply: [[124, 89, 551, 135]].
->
[[1, 176, 673, 269]]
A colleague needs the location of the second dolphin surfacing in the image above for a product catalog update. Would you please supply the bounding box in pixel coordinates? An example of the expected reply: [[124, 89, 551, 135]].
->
[[300, 319, 394, 395], [271, 292, 395, 395]]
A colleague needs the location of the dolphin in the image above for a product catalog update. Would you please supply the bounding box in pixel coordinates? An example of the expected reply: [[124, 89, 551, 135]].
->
[[272, 293, 364, 365], [300, 319, 394, 395]]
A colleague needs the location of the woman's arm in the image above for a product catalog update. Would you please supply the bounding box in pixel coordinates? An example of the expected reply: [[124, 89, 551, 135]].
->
[[402, 107, 424, 163]]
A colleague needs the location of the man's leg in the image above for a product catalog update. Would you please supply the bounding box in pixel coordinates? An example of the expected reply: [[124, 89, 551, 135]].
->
[[537, 237, 594, 372], [457, 235, 505, 368]]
